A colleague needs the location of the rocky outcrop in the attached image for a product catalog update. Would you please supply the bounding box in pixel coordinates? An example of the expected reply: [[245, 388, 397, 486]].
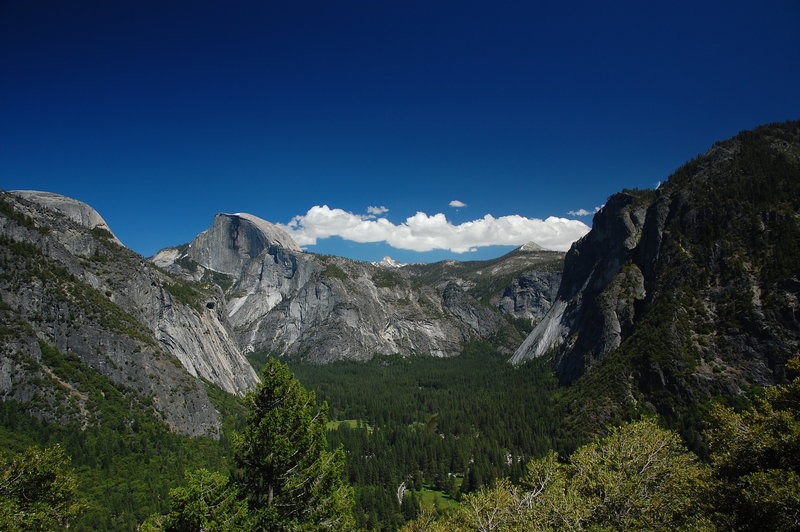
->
[[11, 190, 124, 246], [155, 213, 483, 361], [512, 121, 800, 421], [0, 191, 258, 437], [155, 215, 567, 362], [511, 190, 652, 378], [402, 245, 565, 326], [494, 270, 562, 323]]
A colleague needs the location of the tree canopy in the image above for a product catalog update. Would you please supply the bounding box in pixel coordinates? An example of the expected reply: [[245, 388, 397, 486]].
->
[[144, 358, 354, 531], [401, 419, 711, 531], [705, 357, 800, 531], [0, 444, 87, 531], [236, 358, 354, 530]]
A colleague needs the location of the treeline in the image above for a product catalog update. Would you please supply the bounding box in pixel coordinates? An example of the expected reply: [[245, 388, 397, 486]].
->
[[289, 341, 565, 530], [2, 351, 799, 530], [403, 356, 800, 531], [0, 375, 242, 530], [1, 359, 353, 531]]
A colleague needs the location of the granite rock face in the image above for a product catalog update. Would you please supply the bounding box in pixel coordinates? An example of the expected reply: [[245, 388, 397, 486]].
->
[[511, 190, 651, 377], [155, 214, 566, 362], [512, 122, 800, 420], [494, 270, 562, 323], [0, 191, 258, 437], [155, 213, 477, 361], [11, 190, 124, 246]]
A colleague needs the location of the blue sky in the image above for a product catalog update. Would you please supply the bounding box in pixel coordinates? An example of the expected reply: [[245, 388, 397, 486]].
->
[[2, 1, 798, 262]]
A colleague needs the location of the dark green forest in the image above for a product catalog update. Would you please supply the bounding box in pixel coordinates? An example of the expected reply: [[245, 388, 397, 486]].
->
[[287, 342, 562, 529], [0, 341, 565, 531], [2, 343, 800, 530]]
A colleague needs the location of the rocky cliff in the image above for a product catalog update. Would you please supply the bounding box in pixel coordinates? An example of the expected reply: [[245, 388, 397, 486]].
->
[[402, 243, 563, 325], [0, 191, 258, 437], [154, 215, 565, 362], [512, 121, 800, 425]]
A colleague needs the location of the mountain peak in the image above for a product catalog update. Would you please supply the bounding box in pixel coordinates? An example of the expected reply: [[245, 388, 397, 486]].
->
[[519, 241, 545, 252], [11, 190, 124, 246], [372, 256, 406, 269], [223, 212, 300, 252], [179, 212, 300, 276]]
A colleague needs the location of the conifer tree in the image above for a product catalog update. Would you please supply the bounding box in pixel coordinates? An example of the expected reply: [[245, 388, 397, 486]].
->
[[235, 358, 354, 530], [0, 444, 87, 531]]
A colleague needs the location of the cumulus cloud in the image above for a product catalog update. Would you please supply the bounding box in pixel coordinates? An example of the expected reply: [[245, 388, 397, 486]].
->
[[366, 205, 389, 216], [279, 205, 590, 253], [567, 206, 601, 217], [449, 200, 467, 208]]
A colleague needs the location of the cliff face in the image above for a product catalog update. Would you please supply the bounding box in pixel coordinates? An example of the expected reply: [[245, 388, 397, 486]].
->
[[511, 191, 652, 377], [402, 244, 564, 326], [155, 214, 482, 361], [512, 121, 800, 420], [0, 191, 258, 437], [154, 215, 565, 362]]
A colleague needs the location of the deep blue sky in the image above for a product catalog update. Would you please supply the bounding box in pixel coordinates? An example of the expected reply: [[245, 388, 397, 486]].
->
[[2, 1, 798, 262]]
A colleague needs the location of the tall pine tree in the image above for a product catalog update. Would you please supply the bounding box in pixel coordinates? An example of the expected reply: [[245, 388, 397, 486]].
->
[[235, 358, 354, 530]]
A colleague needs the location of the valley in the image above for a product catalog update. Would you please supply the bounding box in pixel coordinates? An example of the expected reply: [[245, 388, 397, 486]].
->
[[0, 121, 799, 530]]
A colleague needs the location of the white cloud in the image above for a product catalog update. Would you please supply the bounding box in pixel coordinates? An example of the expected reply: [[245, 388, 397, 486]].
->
[[279, 205, 590, 253], [449, 200, 467, 208], [567, 206, 601, 217], [366, 205, 389, 216]]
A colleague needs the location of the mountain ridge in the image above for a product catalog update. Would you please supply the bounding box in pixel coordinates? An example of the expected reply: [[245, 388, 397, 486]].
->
[[0, 190, 258, 437], [512, 120, 800, 433], [153, 214, 564, 362]]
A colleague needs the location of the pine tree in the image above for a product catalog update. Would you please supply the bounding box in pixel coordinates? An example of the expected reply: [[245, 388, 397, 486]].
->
[[235, 358, 354, 530], [0, 445, 87, 531]]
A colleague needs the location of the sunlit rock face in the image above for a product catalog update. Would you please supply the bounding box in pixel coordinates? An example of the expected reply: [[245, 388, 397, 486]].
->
[[12, 190, 124, 246], [0, 191, 258, 438], [155, 213, 565, 363]]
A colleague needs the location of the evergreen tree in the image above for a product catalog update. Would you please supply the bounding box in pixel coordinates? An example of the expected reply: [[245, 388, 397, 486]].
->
[[140, 469, 251, 531], [705, 357, 800, 531], [235, 358, 354, 530], [0, 444, 87, 531]]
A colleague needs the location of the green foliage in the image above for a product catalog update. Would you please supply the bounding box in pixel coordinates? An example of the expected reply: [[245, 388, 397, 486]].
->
[[164, 280, 206, 313], [201, 268, 235, 292], [704, 357, 800, 531], [0, 235, 41, 258], [0, 387, 235, 530], [236, 358, 354, 530], [37, 339, 154, 426], [291, 343, 560, 530], [141, 469, 251, 531], [0, 237, 156, 345], [148, 359, 355, 530], [89, 226, 114, 240], [0, 444, 87, 531], [174, 253, 199, 273], [244, 350, 272, 374], [321, 263, 349, 281], [371, 268, 402, 288], [0, 197, 46, 233], [403, 419, 712, 531]]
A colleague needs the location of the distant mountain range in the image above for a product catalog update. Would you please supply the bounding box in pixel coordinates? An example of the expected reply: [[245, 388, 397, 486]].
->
[[0, 190, 562, 434], [1, 120, 798, 440], [151, 211, 562, 362]]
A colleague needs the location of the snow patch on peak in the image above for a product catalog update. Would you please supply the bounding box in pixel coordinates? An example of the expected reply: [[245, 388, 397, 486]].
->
[[372, 256, 406, 269], [520, 241, 545, 251]]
